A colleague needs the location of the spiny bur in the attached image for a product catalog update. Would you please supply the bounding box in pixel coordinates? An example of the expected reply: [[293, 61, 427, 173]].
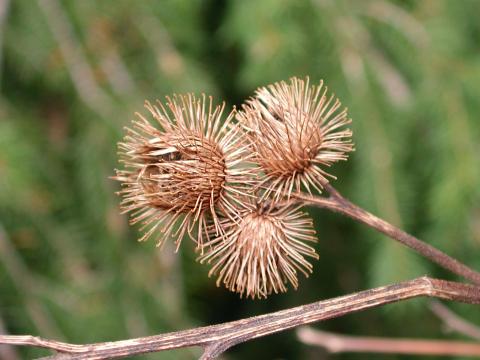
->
[[113, 94, 255, 251], [200, 201, 318, 299], [238, 77, 353, 201]]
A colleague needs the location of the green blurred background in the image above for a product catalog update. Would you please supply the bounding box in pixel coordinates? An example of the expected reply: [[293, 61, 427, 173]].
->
[[1, 0, 479, 359]]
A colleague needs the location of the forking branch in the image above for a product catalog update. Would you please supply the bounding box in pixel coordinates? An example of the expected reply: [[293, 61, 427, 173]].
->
[[1, 183, 480, 359], [295, 183, 480, 285], [1, 277, 479, 359]]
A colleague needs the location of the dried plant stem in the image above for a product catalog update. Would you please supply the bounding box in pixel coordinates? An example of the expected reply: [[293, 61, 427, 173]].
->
[[0, 312, 19, 360], [37, 0, 114, 118], [295, 184, 480, 285], [297, 327, 480, 356], [0, 0, 10, 88], [430, 300, 480, 340], [1, 277, 479, 360]]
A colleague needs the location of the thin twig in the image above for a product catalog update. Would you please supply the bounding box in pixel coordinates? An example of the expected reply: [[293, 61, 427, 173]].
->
[[136, 12, 185, 78], [0, 277, 479, 359], [0, 225, 64, 340], [364, 0, 429, 48], [0, 312, 20, 360], [37, 0, 114, 118], [0, 0, 10, 88], [295, 184, 480, 285], [297, 327, 480, 356], [430, 300, 480, 340]]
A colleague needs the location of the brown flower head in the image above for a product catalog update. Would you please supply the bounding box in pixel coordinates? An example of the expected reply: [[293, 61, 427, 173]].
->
[[238, 77, 353, 200], [113, 94, 255, 250], [199, 202, 318, 299]]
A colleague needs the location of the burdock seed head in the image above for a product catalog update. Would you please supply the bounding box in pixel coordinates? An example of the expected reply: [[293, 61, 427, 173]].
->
[[199, 202, 318, 299], [238, 76, 354, 200], [113, 94, 256, 251]]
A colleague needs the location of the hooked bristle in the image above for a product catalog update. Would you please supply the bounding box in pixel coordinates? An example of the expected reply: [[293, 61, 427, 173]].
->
[[199, 201, 319, 299], [237, 76, 354, 201], [113, 94, 257, 251]]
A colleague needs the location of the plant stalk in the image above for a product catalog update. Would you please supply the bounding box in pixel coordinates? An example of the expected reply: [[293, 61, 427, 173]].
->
[[296, 184, 480, 285]]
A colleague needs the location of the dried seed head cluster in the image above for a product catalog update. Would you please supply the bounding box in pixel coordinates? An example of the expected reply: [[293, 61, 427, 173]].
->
[[114, 94, 255, 250], [238, 77, 353, 200], [114, 77, 354, 298], [200, 203, 318, 299]]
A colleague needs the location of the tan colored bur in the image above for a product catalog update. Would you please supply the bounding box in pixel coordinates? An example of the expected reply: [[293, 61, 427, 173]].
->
[[238, 77, 354, 201], [200, 203, 319, 299], [113, 94, 256, 251]]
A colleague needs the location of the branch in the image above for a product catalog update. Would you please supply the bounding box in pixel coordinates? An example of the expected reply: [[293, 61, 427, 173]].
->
[[430, 300, 480, 340], [0, 0, 10, 89], [1, 277, 479, 359], [0, 225, 64, 339], [297, 327, 480, 356], [37, 0, 115, 118], [0, 311, 19, 360], [295, 184, 480, 285]]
